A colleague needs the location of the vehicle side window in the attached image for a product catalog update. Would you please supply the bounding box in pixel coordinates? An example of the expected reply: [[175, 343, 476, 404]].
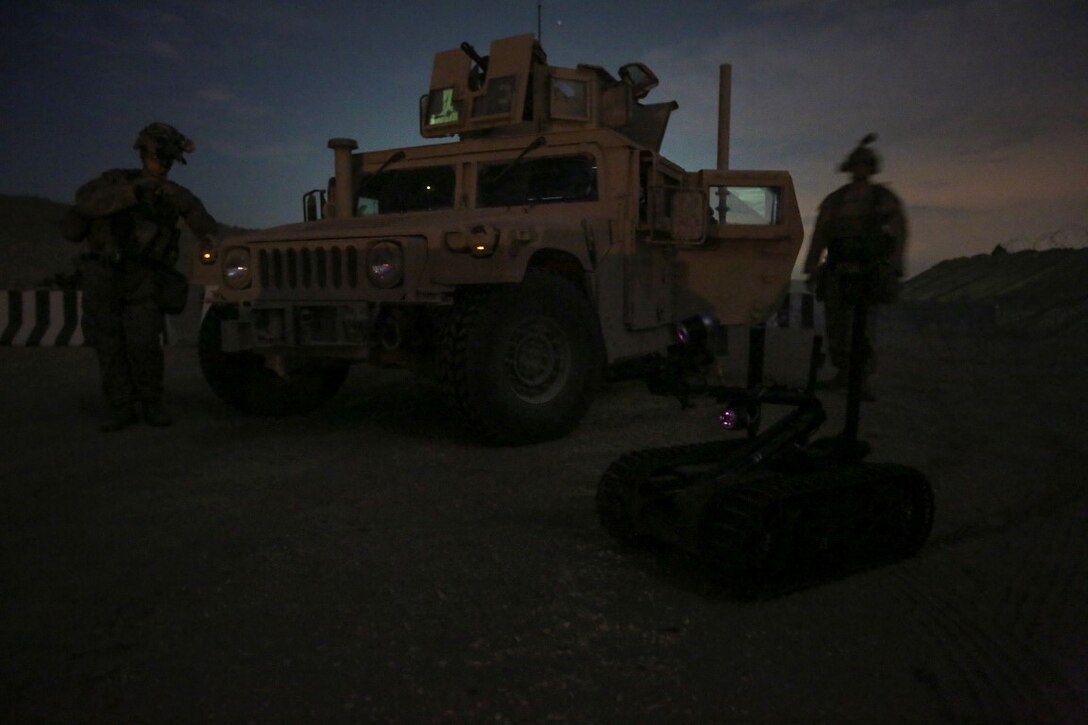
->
[[708, 186, 782, 225], [477, 154, 598, 207], [356, 166, 455, 215]]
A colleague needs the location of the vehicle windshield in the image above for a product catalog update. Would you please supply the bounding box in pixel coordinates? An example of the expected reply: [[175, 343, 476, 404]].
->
[[477, 154, 598, 207], [355, 165, 455, 215]]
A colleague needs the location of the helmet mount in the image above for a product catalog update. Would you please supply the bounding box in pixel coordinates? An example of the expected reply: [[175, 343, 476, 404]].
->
[[134, 122, 195, 165], [839, 132, 881, 175]]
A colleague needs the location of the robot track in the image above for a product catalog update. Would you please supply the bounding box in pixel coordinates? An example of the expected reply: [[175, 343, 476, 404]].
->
[[597, 443, 934, 595], [698, 462, 934, 592], [596, 439, 749, 545]]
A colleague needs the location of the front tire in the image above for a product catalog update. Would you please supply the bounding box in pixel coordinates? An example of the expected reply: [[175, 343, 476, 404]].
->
[[440, 270, 603, 444]]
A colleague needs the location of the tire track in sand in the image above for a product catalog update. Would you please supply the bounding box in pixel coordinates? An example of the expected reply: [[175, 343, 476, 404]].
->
[[996, 500, 1087, 644], [886, 553, 1087, 724]]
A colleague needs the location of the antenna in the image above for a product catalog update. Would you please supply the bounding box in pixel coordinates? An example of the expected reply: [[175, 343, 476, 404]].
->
[[537, 1, 542, 42]]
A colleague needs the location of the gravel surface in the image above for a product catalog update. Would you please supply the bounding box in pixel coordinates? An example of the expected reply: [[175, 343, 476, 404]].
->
[[3, 316, 1087, 722]]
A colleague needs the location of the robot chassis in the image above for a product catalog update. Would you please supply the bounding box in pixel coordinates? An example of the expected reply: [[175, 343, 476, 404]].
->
[[596, 299, 935, 597]]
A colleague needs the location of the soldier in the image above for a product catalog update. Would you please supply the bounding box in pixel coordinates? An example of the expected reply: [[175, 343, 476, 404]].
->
[[803, 134, 907, 400], [62, 123, 219, 431]]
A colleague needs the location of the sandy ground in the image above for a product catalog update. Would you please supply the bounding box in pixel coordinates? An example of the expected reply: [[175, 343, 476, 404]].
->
[[2, 310, 1087, 723]]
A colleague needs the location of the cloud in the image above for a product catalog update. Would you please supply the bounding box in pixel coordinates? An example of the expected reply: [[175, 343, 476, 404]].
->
[[194, 1, 323, 37], [653, 1, 1086, 153], [198, 84, 236, 103], [192, 83, 274, 124], [634, 0, 1088, 272], [149, 39, 179, 60], [207, 138, 310, 162]]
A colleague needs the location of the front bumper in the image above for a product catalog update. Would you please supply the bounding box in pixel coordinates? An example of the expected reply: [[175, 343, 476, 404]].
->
[[221, 302, 375, 353]]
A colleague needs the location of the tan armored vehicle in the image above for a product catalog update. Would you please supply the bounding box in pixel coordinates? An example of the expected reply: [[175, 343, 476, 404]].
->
[[193, 34, 803, 443]]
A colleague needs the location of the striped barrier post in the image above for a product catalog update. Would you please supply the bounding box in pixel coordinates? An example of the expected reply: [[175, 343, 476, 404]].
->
[[0, 289, 205, 347], [1, 290, 85, 346]]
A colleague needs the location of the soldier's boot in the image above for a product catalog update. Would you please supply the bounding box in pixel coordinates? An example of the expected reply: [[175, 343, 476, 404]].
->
[[142, 400, 173, 427], [101, 403, 141, 432]]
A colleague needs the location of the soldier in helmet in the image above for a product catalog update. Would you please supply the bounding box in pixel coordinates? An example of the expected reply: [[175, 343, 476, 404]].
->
[[62, 122, 219, 431], [803, 134, 908, 400]]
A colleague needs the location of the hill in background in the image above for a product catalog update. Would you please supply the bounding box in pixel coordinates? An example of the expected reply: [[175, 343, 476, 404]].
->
[[0, 196, 78, 288], [900, 245, 1088, 335], [0, 194, 250, 288]]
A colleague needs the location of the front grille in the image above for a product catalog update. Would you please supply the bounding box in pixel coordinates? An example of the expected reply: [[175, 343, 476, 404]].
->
[[259, 246, 360, 290]]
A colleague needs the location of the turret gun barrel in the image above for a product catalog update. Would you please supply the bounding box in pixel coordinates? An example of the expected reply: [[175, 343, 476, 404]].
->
[[460, 42, 488, 73]]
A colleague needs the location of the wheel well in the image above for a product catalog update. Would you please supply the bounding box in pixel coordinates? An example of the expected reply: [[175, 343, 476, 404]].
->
[[527, 250, 587, 294]]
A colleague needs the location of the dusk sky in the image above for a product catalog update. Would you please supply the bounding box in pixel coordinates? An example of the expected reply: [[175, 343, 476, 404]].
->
[[3, 0, 1086, 275]]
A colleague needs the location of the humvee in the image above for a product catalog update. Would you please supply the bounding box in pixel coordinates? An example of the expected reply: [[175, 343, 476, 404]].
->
[[192, 34, 803, 444]]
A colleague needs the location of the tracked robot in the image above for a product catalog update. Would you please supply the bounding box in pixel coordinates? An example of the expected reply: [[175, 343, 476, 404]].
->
[[597, 285, 934, 596]]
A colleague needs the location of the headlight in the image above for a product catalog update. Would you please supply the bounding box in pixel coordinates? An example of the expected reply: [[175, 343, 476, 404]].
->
[[222, 247, 252, 290], [367, 241, 403, 288]]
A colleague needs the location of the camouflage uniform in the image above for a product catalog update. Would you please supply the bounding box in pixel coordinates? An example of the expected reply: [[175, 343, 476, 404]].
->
[[63, 123, 217, 429], [803, 135, 907, 386]]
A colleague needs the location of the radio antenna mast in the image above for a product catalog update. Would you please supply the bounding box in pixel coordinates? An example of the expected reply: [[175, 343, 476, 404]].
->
[[537, 2, 542, 42]]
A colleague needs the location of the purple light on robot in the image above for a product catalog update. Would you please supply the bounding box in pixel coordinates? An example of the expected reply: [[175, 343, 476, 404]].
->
[[676, 325, 690, 344], [719, 407, 738, 429]]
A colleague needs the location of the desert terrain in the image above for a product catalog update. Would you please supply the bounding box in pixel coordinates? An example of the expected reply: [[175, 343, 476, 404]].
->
[[2, 282, 1087, 721]]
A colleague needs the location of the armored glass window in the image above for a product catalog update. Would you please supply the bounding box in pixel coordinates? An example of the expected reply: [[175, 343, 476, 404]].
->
[[356, 166, 455, 215], [619, 63, 658, 100], [477, 154, 598, 207], [550, 78, 589, 120], [708, 186, 782, 225], [472, 75, 517, 117]]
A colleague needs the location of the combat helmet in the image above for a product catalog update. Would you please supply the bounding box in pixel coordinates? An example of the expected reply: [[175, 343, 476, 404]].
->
[[839, 133, 881, 174], [133, 122, 195, 164]]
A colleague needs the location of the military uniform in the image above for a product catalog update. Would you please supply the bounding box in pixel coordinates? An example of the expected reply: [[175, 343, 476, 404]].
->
[[63, 123, 217, 430], [804, 135, 907, 391]]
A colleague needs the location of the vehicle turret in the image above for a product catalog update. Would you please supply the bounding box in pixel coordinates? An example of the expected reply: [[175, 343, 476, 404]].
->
[[420, 33, 676, 150]]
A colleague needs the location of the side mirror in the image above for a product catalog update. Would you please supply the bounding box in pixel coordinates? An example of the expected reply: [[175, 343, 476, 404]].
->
[[303, 189, 326, 222]]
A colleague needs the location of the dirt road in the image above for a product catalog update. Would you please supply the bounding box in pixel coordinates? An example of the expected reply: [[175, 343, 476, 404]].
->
[[2, 315, 1087, 722]]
